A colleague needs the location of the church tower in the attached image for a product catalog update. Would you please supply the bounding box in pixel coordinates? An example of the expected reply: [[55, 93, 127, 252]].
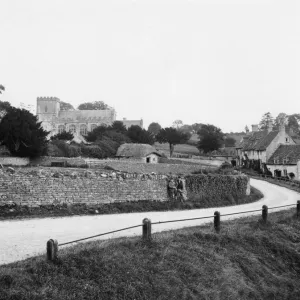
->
[[36, 97, 60, 135]]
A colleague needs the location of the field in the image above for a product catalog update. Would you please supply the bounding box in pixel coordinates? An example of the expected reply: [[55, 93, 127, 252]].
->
[[1, 209, 299, 299], [154, 142, 199, 156]]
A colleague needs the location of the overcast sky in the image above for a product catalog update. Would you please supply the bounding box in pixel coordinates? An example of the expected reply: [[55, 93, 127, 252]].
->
[[0, 0, 299, 132]]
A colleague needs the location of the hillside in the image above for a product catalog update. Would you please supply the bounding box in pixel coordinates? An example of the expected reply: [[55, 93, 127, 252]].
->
[[1, 209, 300, 299]]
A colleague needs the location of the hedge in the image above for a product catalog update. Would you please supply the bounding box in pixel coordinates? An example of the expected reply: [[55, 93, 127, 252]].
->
[[185, 174, 249, 202]]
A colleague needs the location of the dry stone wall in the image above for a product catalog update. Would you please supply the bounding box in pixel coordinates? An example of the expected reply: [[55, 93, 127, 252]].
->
[[0, 168, 168, 207], [0, 167, 250, 208]]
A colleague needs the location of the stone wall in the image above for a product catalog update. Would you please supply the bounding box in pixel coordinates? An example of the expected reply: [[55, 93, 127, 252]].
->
[[0, 157, 30, 166], [30, 156, 87, 167], [0, 168, 169, 207], [0, 167, 250, 208]]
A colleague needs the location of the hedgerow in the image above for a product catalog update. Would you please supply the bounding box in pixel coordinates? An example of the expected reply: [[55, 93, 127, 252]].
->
[[185, 174, 248, 202]]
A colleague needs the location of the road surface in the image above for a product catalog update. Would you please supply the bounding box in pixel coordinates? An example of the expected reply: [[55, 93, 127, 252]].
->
[[1, 178, 299, 265]]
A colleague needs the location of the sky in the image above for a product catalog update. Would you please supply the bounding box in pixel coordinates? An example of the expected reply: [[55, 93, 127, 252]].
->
[[0, 0, 299, 133]]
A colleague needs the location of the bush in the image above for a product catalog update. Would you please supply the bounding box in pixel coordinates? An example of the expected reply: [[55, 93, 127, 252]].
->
[[50, 131, 74, 141], [185, 174, 249, 202], [81, 145, 102, 159], [46, 143, 64, 157], [49, 140, 81, 157]]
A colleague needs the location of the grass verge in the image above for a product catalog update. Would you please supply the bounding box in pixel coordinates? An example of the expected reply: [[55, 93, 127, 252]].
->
[[1, 209, 300, 299], [0, 187, 262, 220]]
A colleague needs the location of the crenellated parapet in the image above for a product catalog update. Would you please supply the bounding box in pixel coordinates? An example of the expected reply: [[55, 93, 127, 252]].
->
[[37, 97, 60, 102]]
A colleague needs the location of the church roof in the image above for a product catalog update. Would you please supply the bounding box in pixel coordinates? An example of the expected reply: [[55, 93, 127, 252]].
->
[[58, 109, 114, 122], [116, 143, 162, 158], [267, 144, 300, 165]]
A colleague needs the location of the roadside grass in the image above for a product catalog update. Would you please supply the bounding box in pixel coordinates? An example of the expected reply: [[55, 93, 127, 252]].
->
[[1, 209, 300, 300], [0, 187, 262, 220]]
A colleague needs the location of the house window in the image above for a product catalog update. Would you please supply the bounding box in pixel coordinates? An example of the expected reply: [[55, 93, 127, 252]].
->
[[146, 157, 150, 163], [283, 169, 287, 176], [80, 124, 87, 136], [69, 125, 76, 133], [286, 137, 289, 142], [91, 124, 97, 132], [58, 125, 65, 134]]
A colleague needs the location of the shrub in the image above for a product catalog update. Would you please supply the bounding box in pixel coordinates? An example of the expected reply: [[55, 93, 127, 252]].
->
[[50, 140, 81, 157], [185, 174, 249, 202], [50, 131, 74, 141], [81, 145, 105, 159], [46, 143, 64, 157]]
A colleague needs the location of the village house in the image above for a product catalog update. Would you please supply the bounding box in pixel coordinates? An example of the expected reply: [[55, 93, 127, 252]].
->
[[116, 143, 162, 163], [36, 97, 143, 138], [236, 121, 295, 171], [266, 144, 300, 179]]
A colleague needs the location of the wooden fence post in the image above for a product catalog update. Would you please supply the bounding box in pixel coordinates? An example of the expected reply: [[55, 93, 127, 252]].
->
[[47, 239, 58, 261], [142, 218, 152, 241], [262, 205, 268, 223], [297, 201, 300, 218], [214, 211, 220, 233]]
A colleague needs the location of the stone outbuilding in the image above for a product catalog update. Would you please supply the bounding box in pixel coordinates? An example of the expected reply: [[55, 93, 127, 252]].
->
[[116, 143, 162, 163]]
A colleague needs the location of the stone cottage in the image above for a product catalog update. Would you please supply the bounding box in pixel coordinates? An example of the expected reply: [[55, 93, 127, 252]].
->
[[236, 122, 295, 171], [116, 144, 162, 163], [266, 144, 300, 179]]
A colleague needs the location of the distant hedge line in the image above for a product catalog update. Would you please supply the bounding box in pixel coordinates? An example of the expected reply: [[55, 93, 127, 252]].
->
[[185, 174, 249, 202]]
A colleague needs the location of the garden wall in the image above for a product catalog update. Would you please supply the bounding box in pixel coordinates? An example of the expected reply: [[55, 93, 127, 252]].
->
[[30, 156, 87, 167], [0, 157, 30, 166], [0, 168, 169, 207]]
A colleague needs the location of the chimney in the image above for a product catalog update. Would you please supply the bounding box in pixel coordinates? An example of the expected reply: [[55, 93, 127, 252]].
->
[[251, 124, 259, 132], [267, 120, 273, 133]]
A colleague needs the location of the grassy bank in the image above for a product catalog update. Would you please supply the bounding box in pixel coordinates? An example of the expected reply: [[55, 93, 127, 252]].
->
[[1, 209, 300, 299], [0, 187, 262, 220]]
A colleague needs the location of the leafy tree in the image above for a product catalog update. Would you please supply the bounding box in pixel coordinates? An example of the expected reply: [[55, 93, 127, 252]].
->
[[259, 112, 274, 130], [60, 101, 74, 111], [191, 123, 203, 133], [178, 124, 193, 135], [0, 100, 12, 120], [50, 131, 74, 141], [78, 101, 110, 110], [86, 125, 108, 142], [224, 137, 236, 147], [127, 125, 155, 145], [109, 121, 127, 133], [197, 124, 224, 153], [0, 108, 49, 157], [287, 114, 300, 135], [0, 84, 4, 94], [172, 119, 183, 129], [156, 127, 190, 157], [273, 113, 287, 130], [148, 122, 161, 135]]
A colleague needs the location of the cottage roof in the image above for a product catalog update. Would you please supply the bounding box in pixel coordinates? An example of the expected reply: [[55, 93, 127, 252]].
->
[[116, 143, 162, 158], [237, 130, 286, 151], [267, 144, 300, 165]]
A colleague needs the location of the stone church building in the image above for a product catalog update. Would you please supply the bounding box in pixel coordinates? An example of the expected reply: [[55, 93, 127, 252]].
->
[[36, 97, 143, 137]]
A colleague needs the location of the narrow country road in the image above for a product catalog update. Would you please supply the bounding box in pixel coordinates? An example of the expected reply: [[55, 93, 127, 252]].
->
[[1, 178, 299, 265]]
